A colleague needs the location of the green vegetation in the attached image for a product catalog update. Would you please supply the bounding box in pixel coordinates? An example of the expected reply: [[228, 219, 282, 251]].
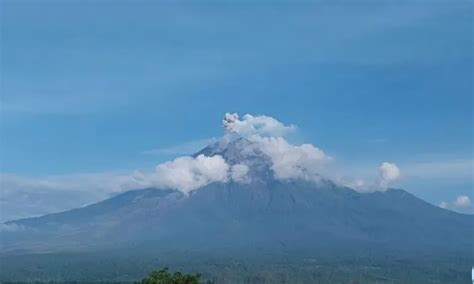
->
[[138, 267, 202, 284], [0, 251, 472, 283]]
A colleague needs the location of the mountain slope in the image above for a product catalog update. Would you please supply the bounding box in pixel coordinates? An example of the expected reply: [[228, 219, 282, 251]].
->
[[1, 139, 472, 259], [2, 179, 472, 257]]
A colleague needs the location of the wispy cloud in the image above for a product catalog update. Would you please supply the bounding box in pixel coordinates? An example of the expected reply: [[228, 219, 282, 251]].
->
[[0, 172, 147, 222]]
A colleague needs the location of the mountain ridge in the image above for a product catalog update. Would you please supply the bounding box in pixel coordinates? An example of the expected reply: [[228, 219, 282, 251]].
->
[[1, 139, 472, 259]]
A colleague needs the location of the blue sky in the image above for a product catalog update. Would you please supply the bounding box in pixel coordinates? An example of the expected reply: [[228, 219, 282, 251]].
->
[[0, 0, 472, 219]]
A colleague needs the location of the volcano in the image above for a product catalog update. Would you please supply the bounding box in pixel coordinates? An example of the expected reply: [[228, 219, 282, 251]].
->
[[1, 138, 472, 260]]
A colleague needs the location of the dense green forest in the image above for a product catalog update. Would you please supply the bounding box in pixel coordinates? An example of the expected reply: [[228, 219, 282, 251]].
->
[[1, 251, 472, 283], [139, 267, 203, 284]]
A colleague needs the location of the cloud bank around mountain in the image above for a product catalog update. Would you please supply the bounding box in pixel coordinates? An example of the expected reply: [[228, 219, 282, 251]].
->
[[151, 154, 230, 194], [253, 136, 330, 181], [2, 112, 470, 221], [222, 113, 331, 182], [127, 112, 392, 194], [140, 112, 330, 191], [145, 154, 251, 194], [0, 113, 386, 213]]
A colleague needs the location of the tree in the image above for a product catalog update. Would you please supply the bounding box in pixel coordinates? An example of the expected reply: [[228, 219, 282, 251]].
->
[[139, 267, 203, 284]]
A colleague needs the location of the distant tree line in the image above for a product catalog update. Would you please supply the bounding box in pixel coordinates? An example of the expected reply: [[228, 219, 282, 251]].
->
[[138, 267, 213, 284]]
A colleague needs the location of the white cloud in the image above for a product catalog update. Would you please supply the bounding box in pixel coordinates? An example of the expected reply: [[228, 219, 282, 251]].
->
[[379, 162, 401, 188], [231, 164, 250, 183], [223, 113, 296, 137], [336, 162, 402, 192], [149, 155, 254, 193], [439, 201, 449, 209], [151, 154, 230, 194], [251, 136, 330, 181], [439, 195, 472, 211], [453, 195, 471, 208]]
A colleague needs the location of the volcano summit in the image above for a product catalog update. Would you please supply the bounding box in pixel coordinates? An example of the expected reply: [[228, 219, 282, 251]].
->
[[1, 114, 472, 283]]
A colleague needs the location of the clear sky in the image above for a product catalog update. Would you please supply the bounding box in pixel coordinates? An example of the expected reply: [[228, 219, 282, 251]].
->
[[1, 0, 472, 220]]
